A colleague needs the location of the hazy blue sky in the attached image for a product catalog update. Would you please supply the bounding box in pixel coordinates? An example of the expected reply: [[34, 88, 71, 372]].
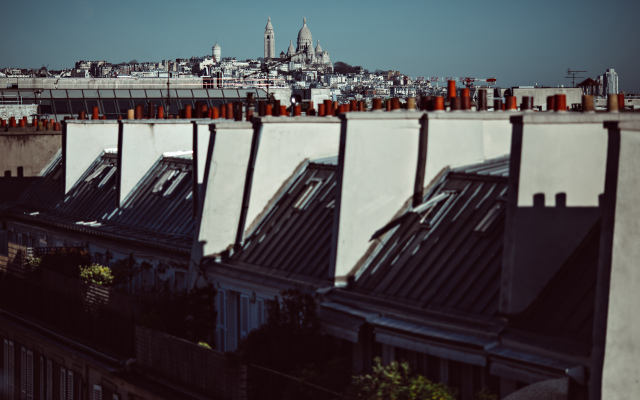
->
[[2, 0, 639, 91]]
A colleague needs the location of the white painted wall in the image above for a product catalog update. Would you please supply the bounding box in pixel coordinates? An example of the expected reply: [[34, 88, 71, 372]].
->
[[64, 121, 119, 193], [423, 113, 512, 185], [335, 112, 513, 285], [196, 121, 254, 258], [335, 113, 422, 285], [602, 121, 640, 400], [243, 117, 341, 236], [118, 121, 193, 205], [515, 114, 640, 207]]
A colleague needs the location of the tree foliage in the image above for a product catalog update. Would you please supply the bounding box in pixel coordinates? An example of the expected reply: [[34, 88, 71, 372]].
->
[[138, 282, 217, 345], [237, 289, 351, 400], [79, 263, 114, 286], [348, 357, 457, 400], [333, 61, 360, 74]]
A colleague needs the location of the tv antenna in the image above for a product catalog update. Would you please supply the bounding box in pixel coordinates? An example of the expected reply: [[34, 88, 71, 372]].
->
[[565, 68, 586, 87]]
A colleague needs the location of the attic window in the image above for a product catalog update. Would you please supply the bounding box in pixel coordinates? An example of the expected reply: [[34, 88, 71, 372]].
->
[[293, 180, 321, 210], [417, 191, 457, 228], [163, 171, 188, 197], [84, 164, 116, 188], [474, 202, 504, 233], [152, 169, 185, 195], [84, 164, 108, 182], [97, 166, 116, 189]]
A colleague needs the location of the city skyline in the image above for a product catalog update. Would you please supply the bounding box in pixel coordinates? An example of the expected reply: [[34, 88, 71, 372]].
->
[[1, 0, 639, 91]]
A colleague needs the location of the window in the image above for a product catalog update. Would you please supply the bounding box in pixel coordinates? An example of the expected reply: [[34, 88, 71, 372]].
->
[[256, 298, 265, 327], [93, 385, 102, 400], [474, 202, 504, 234], [60, 367, 66, 400], [162, 171, 188, 197], [69, 100, 85, 114], [26, 349, 34, 400], [21, 347, 27, 399], [416, 191, 457, 228], [117, 99, 132, 113], [4, 339, 14, 400], [46, 360, 52, 400], [239, 295, 250, 340], [216, 289, 227, 352], [53, 100, 70, 114], [39, 356, 45, 400], [293, 180, 321, 210], [66, 370, 73, 400], [86, 99, 100, 114], [101, 100, 117, 114], [152, 169, 179, 194]]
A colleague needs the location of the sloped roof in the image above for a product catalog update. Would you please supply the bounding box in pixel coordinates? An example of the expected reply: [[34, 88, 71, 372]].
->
[[508, 219, 599, 349], [225, 157, 337, 283], [12, 152, 195, 251], [350, 156, 510, 318]]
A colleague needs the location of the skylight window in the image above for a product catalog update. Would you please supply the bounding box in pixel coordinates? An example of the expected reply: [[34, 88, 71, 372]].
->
[[97, 166, 116, 189], [163, 171, 188, 197], [418, 191, 457, 228], [293, 180, 321, 210], [84, 165, 108, 182], [474, 202, 504, 234], [152, 169, 179, 194]]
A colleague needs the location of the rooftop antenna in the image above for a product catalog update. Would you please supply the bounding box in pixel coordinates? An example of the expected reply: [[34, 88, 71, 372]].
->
[[565, 68, 586, 88]]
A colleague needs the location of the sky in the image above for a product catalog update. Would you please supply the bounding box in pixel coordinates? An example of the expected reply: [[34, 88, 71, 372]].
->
[[1, 0, 639, 92]]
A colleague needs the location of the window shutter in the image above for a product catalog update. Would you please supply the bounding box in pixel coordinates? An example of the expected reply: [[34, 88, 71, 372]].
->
[[216, 289, 227, 352], [256, 299, 265, 327], [240, 294, 250, 340], [93, 385, 103, 400], [5, 340, 15, 400], [26, 350, 33, 400], [67, 370, 73, 400], [39, 356, 44, 400], [59, 367, 66, 400], [46, 360, 52, 400], [21, 347, 26, 399]]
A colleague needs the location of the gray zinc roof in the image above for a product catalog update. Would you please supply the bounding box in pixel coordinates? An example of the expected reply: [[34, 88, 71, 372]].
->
[[350, 156, 510, 318], [13, 151, 196, 250], [220, 157, 338, 284]]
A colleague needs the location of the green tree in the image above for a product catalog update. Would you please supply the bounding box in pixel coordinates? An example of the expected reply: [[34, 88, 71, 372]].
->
[[348, 357, 457, 400], [79, 263, 114, 286], [237, 289, 351, 400]]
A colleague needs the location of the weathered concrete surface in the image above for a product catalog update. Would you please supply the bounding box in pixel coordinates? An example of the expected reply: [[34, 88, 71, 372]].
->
[[0, 132, 61, 177], [0, 105, 38, 120]]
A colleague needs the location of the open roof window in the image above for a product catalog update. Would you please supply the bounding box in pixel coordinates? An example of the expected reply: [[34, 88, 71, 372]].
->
[[84, 164, 116, 188], [416, 191, 457, 228], [293, 180, 321, 210], [152, 169, 188, 197]]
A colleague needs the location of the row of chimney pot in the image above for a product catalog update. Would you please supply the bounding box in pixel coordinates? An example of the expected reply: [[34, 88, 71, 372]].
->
[[1, 88, 630, 127], [0, 116, 61, 130]]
